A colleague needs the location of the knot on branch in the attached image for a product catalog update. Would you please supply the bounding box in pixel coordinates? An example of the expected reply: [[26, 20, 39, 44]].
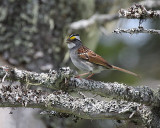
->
[[119, 4, 160, 19], [130, 86, 154, 104], [57, 67, 75, 79], [50, 67, 75, 89]]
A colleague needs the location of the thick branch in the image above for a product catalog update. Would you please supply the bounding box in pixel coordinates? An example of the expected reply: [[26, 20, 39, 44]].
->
[[0, 81, 141, 120], [0, 66, 75, 89], [0, 66, 160, 108], [0, 81, 158, 127], [46, 93, 141, 120], [113, 27, 160, 35], [0, 81, 47, 108], [69, 78, 160, 107], [119, 4, 160, 19], [69, 14, 118, 31], [0, 66, 160, 127]]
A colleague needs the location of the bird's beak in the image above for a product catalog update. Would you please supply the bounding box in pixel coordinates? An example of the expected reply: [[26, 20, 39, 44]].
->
[[66, 38, 71, 43]]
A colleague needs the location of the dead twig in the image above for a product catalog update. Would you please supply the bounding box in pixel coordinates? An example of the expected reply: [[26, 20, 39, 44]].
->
[[113, 27, 160, 35]]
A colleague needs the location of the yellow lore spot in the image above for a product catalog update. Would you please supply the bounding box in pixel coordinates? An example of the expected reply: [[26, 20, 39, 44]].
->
[[70, 36, 76, 40]]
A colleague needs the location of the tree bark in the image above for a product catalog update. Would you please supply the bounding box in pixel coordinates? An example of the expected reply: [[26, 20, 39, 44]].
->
[[0, 66, 160, 127]]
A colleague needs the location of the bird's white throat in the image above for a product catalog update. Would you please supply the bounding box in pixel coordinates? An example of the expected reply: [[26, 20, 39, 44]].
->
[[68, 43, 76, 49]]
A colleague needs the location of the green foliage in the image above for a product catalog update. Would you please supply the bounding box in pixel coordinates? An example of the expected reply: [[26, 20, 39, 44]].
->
[[96, 41, 125, 62]]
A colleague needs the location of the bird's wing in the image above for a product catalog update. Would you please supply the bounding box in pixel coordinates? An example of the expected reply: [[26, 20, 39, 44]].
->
[[77, 46, 112, 69]]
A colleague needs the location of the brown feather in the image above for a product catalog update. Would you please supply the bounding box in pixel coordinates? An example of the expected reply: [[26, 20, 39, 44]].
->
[[78, 46, 139, 77], [112, 65, 138, 77], [78, 46, 112, 69]]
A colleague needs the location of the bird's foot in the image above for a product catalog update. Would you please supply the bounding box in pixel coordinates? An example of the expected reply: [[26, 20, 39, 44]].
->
[[75, 72, 95, 80], [86, 73, 95, 80], [75, 72, 90, 79], [75, 75, 81, 78]]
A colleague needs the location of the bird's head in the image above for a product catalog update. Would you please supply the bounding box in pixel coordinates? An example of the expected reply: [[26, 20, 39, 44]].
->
[[66, 34, 82, 49]]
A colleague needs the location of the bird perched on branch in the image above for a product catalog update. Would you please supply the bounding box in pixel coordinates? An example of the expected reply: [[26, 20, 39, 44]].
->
[[66, 34, 138, 79]]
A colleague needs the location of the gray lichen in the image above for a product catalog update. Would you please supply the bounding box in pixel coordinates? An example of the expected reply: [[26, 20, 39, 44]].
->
[[0, 66, 159, 107], [45, 92, 141, 120], [0, 66, 159, 127], [114, 27, 160, 35], [119, 4, 160, 19]]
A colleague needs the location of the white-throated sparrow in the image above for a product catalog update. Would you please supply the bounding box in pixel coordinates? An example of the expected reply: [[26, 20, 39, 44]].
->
[[66, 34, 138, 78]]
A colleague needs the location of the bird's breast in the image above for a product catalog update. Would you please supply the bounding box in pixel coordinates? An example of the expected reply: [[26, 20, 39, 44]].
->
[[69, 49, 94, 72], [69, 49, 106, 73]]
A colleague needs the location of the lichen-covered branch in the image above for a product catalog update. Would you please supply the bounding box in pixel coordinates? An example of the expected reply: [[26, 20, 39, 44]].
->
[[0, 81, 47, 108], [0, 80, 141, 120], [46, 93, 160, 128], [69, 3, 160, 32], [113, 27, 160, 35], [0, 66, 160, 127], [46, 93, 141, 120], [119, 4, 160, 19], [0, 81, 159, 127], [0, 66, 160, 108], [39, 94, 160, 127], [0, 66, 75, 89], [69, 78, 160, 107], [69, 14, 118, 31], [138, 105, 160, 127]]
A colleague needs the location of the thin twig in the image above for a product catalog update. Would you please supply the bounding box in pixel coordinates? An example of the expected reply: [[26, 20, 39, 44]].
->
[[113, 27, 160, 35], [69, 14, 118, 31]]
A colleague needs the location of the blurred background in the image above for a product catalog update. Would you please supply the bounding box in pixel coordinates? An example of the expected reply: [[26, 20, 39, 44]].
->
[[0, 0, 160, 128]]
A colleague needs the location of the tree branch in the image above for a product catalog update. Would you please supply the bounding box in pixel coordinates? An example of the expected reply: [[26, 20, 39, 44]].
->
[[0, 80, 141, 120], [46, 93, 141, 120], [0, 80, 155, 127], [0, 79, 142, 119], [69, 78, 160, 107], [0, 66, 75, 89], [68, 14, 118, 31], [0, 66, 160, 127], [0, 66, 160, 107], [119, 4, 160, 19], [113, 27, 160, 35], [0, 81, 47, 108], [68, 3, 160, 33]]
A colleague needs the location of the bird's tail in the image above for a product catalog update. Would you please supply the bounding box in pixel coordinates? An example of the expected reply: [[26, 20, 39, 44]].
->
[[112, 65, 138, 77]]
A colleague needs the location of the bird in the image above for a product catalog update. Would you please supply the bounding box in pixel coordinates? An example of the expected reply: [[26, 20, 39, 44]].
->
[[66, 34, 138, 79]]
